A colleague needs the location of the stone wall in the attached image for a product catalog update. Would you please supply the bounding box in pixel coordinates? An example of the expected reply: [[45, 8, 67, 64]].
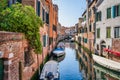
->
[[0, 31, 25, 80], [0, 31, 44, 80]]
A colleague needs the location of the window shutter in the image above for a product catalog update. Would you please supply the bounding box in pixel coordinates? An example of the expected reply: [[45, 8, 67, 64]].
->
[[46, 35, 47, 46], [43, 35, 46, 47], [96, 13, 98, 21], [112, 6, 115, 18], [119, 4, 120, 16], [38, 1, 40, 16], [100, 11, 101, 21]]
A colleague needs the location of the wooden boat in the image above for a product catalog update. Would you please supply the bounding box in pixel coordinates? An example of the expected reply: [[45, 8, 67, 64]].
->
[[40, 60, 59, 80], [52, 47, 65, 57]]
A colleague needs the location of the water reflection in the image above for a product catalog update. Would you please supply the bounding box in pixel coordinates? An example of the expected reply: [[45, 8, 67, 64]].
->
[[59, 42, 83, 80], [51, 42, 120, 80], [75, 42, 120, 80], [52, 54, 65, 62]]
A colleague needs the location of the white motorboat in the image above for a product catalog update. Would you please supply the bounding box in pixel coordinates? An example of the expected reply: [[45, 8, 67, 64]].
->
[[40, 60, 59, 80], [52, 48, 65, 57]]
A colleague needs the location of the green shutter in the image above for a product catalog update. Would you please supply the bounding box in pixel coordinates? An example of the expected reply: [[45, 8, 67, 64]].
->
[[100, 11, 101, 21], [112, 6, 115, 18], [119, 4, 120, 16], [96, 13, 98, 21], [107, 8, 111, 19], [97, 28, 100, 38], [0, 59, 4, 80], [108, 28, 111, 38], [85, 38, 87, 43], [106, 27, 111, 38], [114, 6, 117, 17]]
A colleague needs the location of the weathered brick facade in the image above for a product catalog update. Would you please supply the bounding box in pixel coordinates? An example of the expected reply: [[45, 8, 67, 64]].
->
[[0, 32, 25, 80], [0, 31, 44, 80], [112, 39, 120, 62]]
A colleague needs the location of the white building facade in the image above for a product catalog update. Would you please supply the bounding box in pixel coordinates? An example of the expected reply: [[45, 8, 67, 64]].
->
[[95, 0, 120, 58]]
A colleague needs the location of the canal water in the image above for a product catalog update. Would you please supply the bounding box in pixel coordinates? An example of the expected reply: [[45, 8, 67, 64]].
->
[[53, 42, 120, 80]]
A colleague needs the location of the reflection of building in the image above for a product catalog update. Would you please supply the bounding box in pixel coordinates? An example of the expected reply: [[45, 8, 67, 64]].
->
[[77, 1, 97, 79], [94, 63, 120, 80], [76, 46, 95, 80], [95, 0, 120, 63]]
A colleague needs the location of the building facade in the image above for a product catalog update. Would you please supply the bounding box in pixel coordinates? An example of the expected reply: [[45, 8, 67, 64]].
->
[[0, 0, 59, 80], [95, 0, 120, 62]]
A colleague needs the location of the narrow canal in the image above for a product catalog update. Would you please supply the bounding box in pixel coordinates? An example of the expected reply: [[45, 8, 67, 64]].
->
[[52, 42, 120, 80], [59, 43, 83, 80]]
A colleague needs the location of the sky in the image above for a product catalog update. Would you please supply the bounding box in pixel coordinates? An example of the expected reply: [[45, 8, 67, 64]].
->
[[53, 0, 87, 27]]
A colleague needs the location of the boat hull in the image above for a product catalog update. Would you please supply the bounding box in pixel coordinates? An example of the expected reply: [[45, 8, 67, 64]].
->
[[40, 60, 59, 80]]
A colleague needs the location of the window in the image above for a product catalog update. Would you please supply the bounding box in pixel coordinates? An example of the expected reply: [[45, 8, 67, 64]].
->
[[83, 37, 84, 42], [24, 49, 33, 67], [115, 5, 120, 17], [89, 25, 92, 32], [106, 27, 111, 38], [107, 8, 111, 19], [97, 28, 100, 38], [78, 37, 81, 43], [43, 35, 47, 47], [84, 38, 87, 43], [49, 37, 53, 45], [96, 11, 101, 21], [84, 16, 86, 21], [112, 5, 120, 18], [53, 25, 57, 31], [42, 8, 45, 21], [88, 10, 91, 18], [81, 28, 83, 33], [114, 27, 120, 38], [46, 12, 49, 24], [97, 44, 99, 50], [37, 1, 40, 16]]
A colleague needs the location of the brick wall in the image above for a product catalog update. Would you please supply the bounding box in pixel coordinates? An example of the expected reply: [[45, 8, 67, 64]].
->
[[0, 31, 25, 80], [0, 31, 44, 80], [112, 39, 120, 52], [112, 39, 120, 62]]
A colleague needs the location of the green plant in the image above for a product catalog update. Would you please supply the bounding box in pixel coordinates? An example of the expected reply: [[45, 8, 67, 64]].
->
[[0, 0, 7, 12], [0, 3, 43, 54]]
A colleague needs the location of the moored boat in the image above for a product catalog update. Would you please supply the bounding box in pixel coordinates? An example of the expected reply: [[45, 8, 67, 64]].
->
[[92, 54, 120, 72], [52, 47, 65, 57], [40, 60, 59, 80]]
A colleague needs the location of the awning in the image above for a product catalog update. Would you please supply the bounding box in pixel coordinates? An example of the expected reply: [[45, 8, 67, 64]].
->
[[103, 48, 120, 56]]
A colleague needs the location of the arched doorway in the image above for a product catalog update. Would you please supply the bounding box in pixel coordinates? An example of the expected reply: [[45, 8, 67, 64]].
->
[[100, 40, 106, 56]]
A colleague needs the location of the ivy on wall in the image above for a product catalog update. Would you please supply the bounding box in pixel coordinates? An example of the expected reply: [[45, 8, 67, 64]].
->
[[0, 3, 43, 54]]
